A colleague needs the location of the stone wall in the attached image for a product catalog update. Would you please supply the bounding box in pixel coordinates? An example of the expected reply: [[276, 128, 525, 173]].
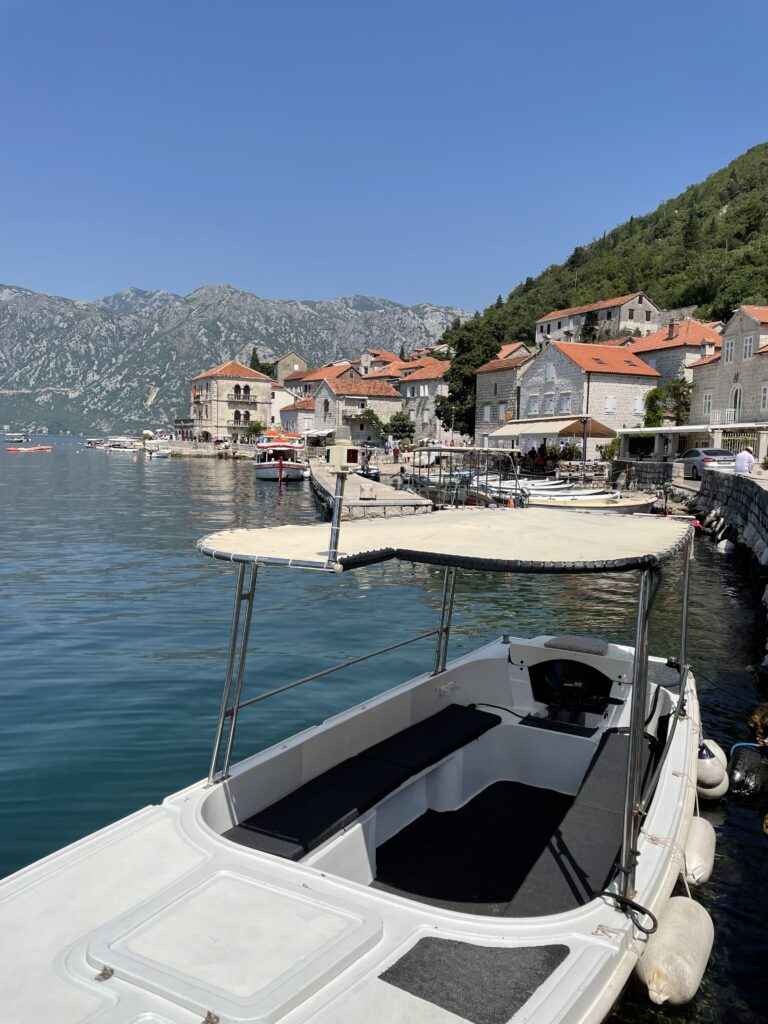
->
[[611, 459, 673, 487], [694, 471, 768, 569]]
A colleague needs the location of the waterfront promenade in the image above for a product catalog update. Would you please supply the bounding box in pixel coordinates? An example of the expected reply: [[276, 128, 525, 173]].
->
[[310, 463, 432, 519]]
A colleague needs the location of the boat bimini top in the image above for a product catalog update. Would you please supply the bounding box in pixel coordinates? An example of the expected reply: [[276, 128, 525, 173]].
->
[[198, 498, 694, 912], [198, 505, 691, 575]]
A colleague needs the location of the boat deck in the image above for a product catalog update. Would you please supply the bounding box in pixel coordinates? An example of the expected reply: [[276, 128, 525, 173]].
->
[[373, 730, 652, 917]]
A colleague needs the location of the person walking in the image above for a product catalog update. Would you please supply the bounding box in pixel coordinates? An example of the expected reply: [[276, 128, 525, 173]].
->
[[735, 445, 755, 475]]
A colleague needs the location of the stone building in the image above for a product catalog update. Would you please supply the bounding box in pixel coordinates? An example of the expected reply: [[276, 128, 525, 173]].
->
[[473, 353, 533, 446], [397, 360, 463, 443], [312, 377, 402, 443], [535, 292, 661, 344], [690, 305, 768, 430], [497, 342, 659, 457], [273, 351, 307, 385], [280, 397, 316, 433], [365, 355, 444, 385], [358, 348, 399, 375], [269, 383, 294, 427], [626, 319, 722, 383], [283, 362, 359, 397], [189, 360, 274, 442]]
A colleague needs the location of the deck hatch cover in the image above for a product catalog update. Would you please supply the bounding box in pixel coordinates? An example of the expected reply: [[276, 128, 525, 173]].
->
[[379, 937, 569, 1024]]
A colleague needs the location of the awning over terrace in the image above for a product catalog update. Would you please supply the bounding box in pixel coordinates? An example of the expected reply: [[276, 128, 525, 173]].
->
[[491, 416, 616, 440]]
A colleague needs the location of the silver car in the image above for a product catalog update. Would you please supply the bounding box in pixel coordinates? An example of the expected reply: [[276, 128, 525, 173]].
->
[[678, 447, 735, 479]]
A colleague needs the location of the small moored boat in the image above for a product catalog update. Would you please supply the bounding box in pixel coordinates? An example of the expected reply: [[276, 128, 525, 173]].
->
[[0, 489, 712, 1022], [253, 440, 307, 481], [6, 445, 53, 454]]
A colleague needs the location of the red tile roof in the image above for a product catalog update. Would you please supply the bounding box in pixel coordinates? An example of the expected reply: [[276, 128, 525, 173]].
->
[[285, 362, 356, 383], [627, 319, 722, 354], [324, 378, 400, 398], [553, 342, 660, 377], [539, 293, 644, 323], [366, 348, 399, 362], [741, 305, 768, 325], [689, 353, 721, 368], [192, 359, 273, 382], [399, 360, 450, 382], [282, 398, 315, 412], [366, 357, 442, 380], [475, 354, 532, 375], [497, 341, 527, 358]]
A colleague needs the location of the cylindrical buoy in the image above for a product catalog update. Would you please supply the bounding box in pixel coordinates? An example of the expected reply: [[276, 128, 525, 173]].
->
[[636, 896, 714, 1005], [697, 740, 729, 800], [684, 817, 716, 885]]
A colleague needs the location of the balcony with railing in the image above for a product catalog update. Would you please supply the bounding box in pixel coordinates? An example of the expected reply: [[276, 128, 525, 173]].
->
[[226, 391, 263, 404], [709, 408, 739, 425]]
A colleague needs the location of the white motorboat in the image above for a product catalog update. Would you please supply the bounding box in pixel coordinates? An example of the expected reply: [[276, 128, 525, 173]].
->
[[4, 431, 30, 443], [104, 436, 142, 452], [0, 496, 714, 1023], [253, 441, 306, 481]]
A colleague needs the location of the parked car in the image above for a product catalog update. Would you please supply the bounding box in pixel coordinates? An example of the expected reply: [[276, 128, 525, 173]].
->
[[678, 447, 736, 479]]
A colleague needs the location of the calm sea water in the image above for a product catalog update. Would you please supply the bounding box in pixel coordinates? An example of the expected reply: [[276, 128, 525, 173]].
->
[[1, 438, 765, 1022]]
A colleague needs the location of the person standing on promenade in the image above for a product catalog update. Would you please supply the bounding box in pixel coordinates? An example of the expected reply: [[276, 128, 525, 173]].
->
[[735, 446, 755, 475]]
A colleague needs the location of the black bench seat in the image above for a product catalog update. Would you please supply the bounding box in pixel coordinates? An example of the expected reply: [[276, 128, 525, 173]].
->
[[224, 704, 501, 860]]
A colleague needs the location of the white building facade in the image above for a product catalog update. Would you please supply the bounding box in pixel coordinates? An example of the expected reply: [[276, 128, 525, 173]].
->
[[190, 360, 274, 442], [313, 378, 403, 443], [690, 305, 768, 429], [474, 354, 532, 445], [535, 292, 661, 344], [508, 342, 659, 457]]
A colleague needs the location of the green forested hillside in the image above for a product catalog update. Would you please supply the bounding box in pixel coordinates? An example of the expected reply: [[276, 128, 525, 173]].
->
[[438, 143, 768, 435]]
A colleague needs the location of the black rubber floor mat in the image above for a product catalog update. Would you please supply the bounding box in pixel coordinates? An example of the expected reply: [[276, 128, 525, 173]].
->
[[380, 937, 569, 1024]]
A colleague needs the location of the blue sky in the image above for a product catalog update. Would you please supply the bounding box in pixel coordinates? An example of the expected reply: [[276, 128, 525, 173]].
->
[[1, 0, 766, 311]]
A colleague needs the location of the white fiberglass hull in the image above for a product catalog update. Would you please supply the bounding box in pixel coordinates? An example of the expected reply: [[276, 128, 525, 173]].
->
[[0, 635, 698, 1024], [254, 461, 305, 481]]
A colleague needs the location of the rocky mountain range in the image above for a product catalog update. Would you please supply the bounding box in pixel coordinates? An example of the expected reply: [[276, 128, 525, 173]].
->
[[0, 283, 466, 433]]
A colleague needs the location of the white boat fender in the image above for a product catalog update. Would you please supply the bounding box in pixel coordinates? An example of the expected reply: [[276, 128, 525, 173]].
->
[[697, 740, 729, 799], [635, 896, 714, 1005], [683, 816, 716, 885]]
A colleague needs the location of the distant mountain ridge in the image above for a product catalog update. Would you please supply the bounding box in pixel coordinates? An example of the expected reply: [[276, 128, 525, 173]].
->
[[0, 283, 467, 432]]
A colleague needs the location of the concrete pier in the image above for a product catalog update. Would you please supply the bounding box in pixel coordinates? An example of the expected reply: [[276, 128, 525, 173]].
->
[[310, 464, 432, 520]]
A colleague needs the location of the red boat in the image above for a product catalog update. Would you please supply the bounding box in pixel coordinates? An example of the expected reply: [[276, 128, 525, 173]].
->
[[6, 445, 53, 454]]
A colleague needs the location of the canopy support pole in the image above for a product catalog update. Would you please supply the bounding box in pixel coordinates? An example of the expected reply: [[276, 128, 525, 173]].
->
[[433, 567, 457, 674], [619, 567, 658, 897], [679, 534, 692, 673], [207, 561, 258, 784]]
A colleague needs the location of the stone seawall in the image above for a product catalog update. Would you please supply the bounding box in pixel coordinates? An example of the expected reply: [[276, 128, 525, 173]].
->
[[694, 471, 768, 568], [693, 471, 768, 677]]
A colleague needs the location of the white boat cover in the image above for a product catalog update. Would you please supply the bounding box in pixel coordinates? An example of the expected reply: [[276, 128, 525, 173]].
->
[[198, 507, 691, 574]]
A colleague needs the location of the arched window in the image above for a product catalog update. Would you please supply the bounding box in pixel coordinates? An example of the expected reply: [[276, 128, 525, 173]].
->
[[730, 385, 742, 422], [234, 410, 241, 424], [242, 385, 250, 400], [243, 411, 250, 424], [233, 384, 241, 398]]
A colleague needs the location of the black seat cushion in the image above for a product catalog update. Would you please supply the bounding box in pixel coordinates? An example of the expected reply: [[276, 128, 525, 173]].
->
[[221, 824, 304, 861], [238, 755, 411, 855], [227, 704, 501, 860], [360, 704, 501, 775]]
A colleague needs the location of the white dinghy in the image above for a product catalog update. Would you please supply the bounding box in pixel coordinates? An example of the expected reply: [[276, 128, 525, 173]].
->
[[0, 482, 709, 1024]]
